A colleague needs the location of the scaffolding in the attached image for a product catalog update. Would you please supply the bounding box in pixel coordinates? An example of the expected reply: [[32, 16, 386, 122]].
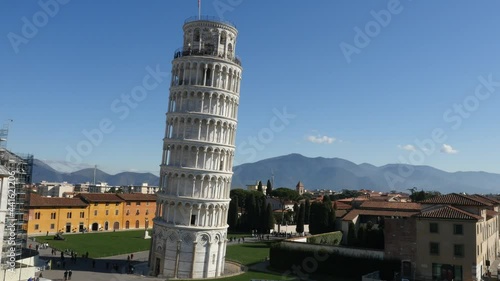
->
[[0, 148, 33, 264]]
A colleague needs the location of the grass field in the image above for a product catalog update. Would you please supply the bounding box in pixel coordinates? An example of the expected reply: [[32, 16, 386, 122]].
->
[[225, 242, 272, 265], [34, 230, 150, 258]]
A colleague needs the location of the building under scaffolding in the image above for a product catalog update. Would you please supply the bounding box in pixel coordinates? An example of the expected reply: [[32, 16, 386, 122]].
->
[[0, 147, 33, 265]]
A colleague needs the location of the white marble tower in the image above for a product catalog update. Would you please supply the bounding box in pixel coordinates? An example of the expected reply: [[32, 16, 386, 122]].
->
[[149, 16, 242, 279]]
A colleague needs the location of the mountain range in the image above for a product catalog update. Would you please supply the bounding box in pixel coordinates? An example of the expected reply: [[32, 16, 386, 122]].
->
[[32, 154, 500, 194]]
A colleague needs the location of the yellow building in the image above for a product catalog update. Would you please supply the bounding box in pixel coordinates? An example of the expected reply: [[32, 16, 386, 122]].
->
[[27, 193, 89, 235], [76, 193, 124, 231], [117, 193, 156, 230]]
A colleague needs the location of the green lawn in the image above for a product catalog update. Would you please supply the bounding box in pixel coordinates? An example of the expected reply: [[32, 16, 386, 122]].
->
[[225, 242, 271, 265], [34, 230, 150, 258]]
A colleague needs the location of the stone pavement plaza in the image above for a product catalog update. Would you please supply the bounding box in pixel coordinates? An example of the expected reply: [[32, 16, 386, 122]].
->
[[29, 238, 244, 281]]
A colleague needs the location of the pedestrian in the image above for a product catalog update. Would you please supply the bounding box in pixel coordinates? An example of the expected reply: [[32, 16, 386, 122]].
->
[[63, 270, 68, 281], [68, 270, 72, 280], [46, 231, 49, 236], [131, 253, 134, 260], [92, 259, 96, 268], [127, 255, 130, 262]]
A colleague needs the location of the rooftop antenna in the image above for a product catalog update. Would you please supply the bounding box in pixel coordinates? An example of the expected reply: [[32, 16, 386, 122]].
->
[[93, 165, 97, 185], [0, 119, 13, 149], [198, 0, 201, 20]]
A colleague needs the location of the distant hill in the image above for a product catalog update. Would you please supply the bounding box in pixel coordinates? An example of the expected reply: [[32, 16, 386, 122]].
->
[[230, 153, 500, 194], [32, 154, 500, 194], [32, 159, 159, 186]]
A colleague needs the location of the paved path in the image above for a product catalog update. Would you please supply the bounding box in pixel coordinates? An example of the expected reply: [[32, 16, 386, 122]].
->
[[28, 235, 275, 281]]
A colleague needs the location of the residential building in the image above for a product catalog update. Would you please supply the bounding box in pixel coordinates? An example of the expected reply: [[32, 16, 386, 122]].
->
[[246, 181, 266, 194], [117, 193, 156, 230], [27, 193, 88, 235], [414, 193, 499, 281], [37, 181, 74, 197], [75, 193, 124, 231]]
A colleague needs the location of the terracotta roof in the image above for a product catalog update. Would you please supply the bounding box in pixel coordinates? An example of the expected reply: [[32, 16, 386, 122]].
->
[[335, 209, 348, 218], [343, 209, 419, 221], [28, 193, 88, 208], [420, 193, 491, 206], [334, 201, 353, 210], [416, 205, 483, 221], [117, 193, 157, 201], [486, 210, 498, 220], [76, 193, 123, 202], [360, 201, 421, 211], [469, 194, 500, 205]]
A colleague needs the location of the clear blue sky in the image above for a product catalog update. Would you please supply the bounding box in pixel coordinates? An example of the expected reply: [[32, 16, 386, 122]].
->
[[2, 0, 500, 175]]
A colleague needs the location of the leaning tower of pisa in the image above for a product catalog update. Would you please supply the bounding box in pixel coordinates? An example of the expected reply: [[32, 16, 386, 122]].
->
[[149, 16, 242, 279]]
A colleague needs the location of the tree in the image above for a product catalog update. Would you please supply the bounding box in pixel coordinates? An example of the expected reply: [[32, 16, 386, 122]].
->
[[257, 181, 263, 193], [347, 222, 357, 246], [244, 193, 257, 231], [228, 198, 239, 230], [259, 197, 268, 233], [296, 203, 305, 234], [230, 188, 250, 209], [304, 199, 311, 224], [266, 179, 273, 196], [328, 206, 336, 232], [293, 203, 299, 223], [309, 202, 329, 234], [266, 203, 275, 234]]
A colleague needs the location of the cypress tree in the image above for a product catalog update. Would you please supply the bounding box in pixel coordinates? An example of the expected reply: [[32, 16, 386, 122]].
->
[[328, 206, 336, 232], [304, 199, 311, 224], [309, 202, 328, 234], [347, 222, 356, 246], [266, 203, 275, 234], [296, 203, 305, 234], [245, 193, 257, 231], [228, 198, 239, 230], [266, 179, 273, 196], [260, 197, 268, 233], [257, 181, 263, 193]]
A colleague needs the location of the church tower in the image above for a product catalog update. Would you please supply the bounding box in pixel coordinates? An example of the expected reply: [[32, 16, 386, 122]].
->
[[149, 16, 242, 279]]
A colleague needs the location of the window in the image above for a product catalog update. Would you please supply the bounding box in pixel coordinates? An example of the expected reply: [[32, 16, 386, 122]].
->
[[34, 224, 39, 230], [126, 210, 130, 216], [146, 202, 150, 206], [80, 212, 85, 218], [105, 210, 109, 216], [115, 210, 119, 216], [94, 203, 98, 206], [430, 242, 439, 255], [454, 224, 463, 235], [67, 212, 72, 219], [146, 210, 149, 215], [105, 203, 109, 206], [136, 202, 141, 206], [51, 212, 56, 219], [430, 222, 438, 233], [116, 203, 120, 206], [35, 212, 41, 219], [50, 224, 55, 229], [126, 202, 131, 206], [191, 215, 196, 225], [454, 244, 464, 257], [94, 210, 98, 216], [136, 210, 140, 215]]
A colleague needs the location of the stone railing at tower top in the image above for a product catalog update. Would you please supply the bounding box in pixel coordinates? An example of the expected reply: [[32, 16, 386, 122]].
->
[[184, 16, 236, 29], [173, 47, 242, 66]]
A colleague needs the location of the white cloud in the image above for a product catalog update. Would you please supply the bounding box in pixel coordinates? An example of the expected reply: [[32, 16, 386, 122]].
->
[[398, 144, 416, 151], [307, 135, 336, 144], [440, 144, 458, 154]]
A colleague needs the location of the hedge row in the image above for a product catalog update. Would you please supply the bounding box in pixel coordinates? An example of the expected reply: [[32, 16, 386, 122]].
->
[[270, 242, 400, 279], [306, 231, 343, 246]]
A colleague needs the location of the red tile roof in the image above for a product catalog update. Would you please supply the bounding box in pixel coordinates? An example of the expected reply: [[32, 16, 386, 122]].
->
[[486, 210, 498, 220], [76, 193, 123, 202], [334, 201, 353, 210], [420, 193, 491, 206], [360, 201, 421, 211], [416, 205, 483, 221], [28, 193, 88, 208], [343, 209, 419, 221], [117, 193, 157, 201]]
